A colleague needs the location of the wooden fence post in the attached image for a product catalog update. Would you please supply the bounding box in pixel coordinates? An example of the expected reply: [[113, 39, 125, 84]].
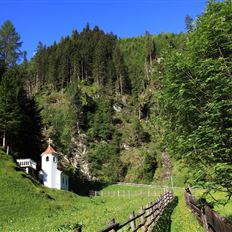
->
[[150, 202, 154, 226], [164, 193, 167, 207], [109, 218, 116, 232], [74, 227, 81, 232], [201, 207, 210, 232], [130, 211, 136, 231], [152, 203, 156, 226], [140, 207, 146, 232], [145, 203, 150, 226], [157, 197, 162, 220]]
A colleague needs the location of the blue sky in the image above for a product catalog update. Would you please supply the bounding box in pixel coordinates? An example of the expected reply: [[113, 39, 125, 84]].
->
[[0, 0, 206, 59]]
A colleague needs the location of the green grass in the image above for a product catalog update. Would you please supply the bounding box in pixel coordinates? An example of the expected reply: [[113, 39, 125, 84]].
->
[[0, 150, 163, 232], [170, 189, 205, 232], [0, 150, 213, 232], [212, 195, 232, 220], [192, 189, 232, 221]]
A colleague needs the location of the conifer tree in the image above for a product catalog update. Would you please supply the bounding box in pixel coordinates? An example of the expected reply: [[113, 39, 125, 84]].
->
[[185, 15, 194, 33], [0, 20, 22, 67], [113, 45, 128, 95], [0, 67, 42, 160]]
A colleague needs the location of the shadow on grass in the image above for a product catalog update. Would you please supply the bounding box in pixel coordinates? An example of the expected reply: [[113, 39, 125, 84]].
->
[[152, 196, 178, 232], [68, 170, 109, 196]]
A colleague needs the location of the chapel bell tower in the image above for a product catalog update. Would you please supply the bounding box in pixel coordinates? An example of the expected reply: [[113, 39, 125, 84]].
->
[[41, 138, 58, 188]]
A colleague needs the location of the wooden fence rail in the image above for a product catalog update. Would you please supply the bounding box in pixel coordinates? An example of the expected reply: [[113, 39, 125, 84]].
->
[[99, 191, 174, 232], [89, 189, 168, 198], [184, 189, 232, 232]]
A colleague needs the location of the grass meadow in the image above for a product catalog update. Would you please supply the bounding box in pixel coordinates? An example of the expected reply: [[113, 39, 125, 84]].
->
[[0, 150, 222, 232]]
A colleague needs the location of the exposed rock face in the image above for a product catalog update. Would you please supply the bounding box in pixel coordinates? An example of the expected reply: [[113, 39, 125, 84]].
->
[[69, 132, 93, 180], [160, 152, 172, 183]]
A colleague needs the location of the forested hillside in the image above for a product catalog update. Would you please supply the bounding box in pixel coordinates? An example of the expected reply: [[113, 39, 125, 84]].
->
[[0, 0, 231, 198]]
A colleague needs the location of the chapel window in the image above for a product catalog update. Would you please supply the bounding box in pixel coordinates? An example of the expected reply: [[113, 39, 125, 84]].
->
[[46, 156, 49, 162]]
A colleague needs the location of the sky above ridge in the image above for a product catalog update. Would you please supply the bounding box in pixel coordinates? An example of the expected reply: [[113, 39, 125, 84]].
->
[[0, 0, 206, 59]]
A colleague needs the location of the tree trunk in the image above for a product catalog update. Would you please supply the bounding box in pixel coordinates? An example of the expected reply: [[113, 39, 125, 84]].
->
[[119, 74, 123, 95]]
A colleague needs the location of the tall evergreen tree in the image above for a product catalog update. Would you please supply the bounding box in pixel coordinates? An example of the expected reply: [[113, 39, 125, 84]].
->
[[0, 20, 22, 67], [0, 70, 22, 148], [113, 45, 128, 95], [145, 31, 156, 66], [185, 15, 194, 33], [0, 67, 43, 160]]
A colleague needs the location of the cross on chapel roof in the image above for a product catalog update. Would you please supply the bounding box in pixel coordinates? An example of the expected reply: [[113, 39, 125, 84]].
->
[[48, 138, 53, 146], [42, 138, 57, 155]]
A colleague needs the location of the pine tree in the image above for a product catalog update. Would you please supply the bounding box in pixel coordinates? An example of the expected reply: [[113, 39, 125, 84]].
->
[[145, 31, 156, 66], [0, 71, 21, 148], [185, 15, 194, 33], [0, 20, 22, 67], [0, 67, 42, 159], [113, 45, 128, 95], [93, 39, 107, 87]]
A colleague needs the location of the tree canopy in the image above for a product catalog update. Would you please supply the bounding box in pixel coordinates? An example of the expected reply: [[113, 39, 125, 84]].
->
[[157, 0, 232, 198], [0, 20, 22, 67]]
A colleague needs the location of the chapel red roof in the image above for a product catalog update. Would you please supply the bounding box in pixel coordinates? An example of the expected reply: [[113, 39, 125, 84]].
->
[[42, 144, 57, 155]]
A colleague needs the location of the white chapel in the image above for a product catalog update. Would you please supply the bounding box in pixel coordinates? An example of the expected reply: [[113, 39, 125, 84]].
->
[[39, 142, 69, 191], [17, 139, 69, 191]]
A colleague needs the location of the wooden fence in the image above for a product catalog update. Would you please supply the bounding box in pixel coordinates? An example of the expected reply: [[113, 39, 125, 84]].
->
[[89, 189, 167, 198], [99, 191, 174, 232], [116, 182, 184, 190], [184, 189, 232, 232]]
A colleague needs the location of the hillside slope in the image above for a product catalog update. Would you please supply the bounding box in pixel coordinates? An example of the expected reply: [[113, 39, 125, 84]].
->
[[0, 149, 83, 231], [0, 150, 163, 231]]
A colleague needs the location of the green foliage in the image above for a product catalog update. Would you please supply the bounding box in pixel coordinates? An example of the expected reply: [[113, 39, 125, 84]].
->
[[0, 67, 42, 160], [88, 141, 124, 182], [143, 152, 158, 182], [113, 44, 130, 94], [36, 89, 76, 154], [119, 33, 186, 98], [131, 119, 150, 146], [32, 25, 128, 95], [0, 20, 22, 67], [193, 189, 232, 219], [0, 70, 22, 137], [91, 98, 113, 141], [156, 0, 232, 197]]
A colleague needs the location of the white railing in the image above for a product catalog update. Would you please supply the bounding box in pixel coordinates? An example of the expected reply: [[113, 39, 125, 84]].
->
[[16, 159, 37, 170]]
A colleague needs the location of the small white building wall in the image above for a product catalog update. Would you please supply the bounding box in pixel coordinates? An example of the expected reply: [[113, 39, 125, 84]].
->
[[61, 173, 69, 191], [56, 170, 69, 190], [56, 169, 62, 189], [60, 173, 69, 191], [41, 154, 58, 189]]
